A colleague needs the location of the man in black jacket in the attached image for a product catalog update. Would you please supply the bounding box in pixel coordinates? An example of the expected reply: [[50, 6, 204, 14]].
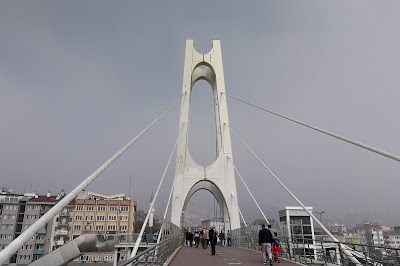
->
[[258, 223, 273, 265]]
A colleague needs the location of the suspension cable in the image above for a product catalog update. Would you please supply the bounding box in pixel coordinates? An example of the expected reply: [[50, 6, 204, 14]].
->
[[225, 123, 361, 265], [128, 122, 181, 262], [0, 93, 184, 265], [223, 93, 400, 163], [229, 158, 269, 225], [231, 193, 247, 227], [156, 123, 185, 244], [156, 180, 174, 244]]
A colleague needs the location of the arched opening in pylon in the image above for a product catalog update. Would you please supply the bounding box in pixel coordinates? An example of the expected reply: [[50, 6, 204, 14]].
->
[[187, 78, 218, 166]]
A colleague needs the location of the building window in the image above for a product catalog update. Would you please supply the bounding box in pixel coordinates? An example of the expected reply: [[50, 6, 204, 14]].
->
[[97, 215, 105, 221], [107, 225, 116, 231], [104, 255, 114, 261], [86, 206, 94, 211], [109, 206, 117, 212], [81, 255, 89, 261], [74, 225, 81, 231], [75, 215, 83, 221], [96, 225, 104, 231], [119, 225, 128, 231], [120, 206, 129, 212], [92, 255, 102, 262], [97, 206, 106, 211], [84, 225, 92, 231], [76, 205, 84, 211], [85, 215, 93, 221], [108, 216, 116, 221], [120, 216, 128, 221]]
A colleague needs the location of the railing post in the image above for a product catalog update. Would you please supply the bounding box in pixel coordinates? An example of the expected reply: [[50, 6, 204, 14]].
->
[[321, 241, 327, 266], [287, 237, 292, 261]]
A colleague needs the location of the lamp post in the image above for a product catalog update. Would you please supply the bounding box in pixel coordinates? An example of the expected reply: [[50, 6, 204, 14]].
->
[[316, 211, 324, 225]]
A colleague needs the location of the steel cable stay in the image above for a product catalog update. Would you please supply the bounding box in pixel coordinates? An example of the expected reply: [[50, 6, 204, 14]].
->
[[223, 92, 400, 163], [228, 158, 270, 225], [156, 123, 186, 245], [0, 93, 185, 265], [231, 192, 247, 227], [127, 121, 183, 264], [225, 123, 362, 265]]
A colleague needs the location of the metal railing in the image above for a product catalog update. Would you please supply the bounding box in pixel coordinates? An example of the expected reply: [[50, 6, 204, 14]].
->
[[117, 235, 183, 266], [116, 221, 182, 245], [231, 227, 400, 265]]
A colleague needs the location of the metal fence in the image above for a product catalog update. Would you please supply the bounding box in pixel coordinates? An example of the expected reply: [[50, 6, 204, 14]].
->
[[117, 235, 183, 266], [231, 227, 400, 265], [116, 221, 182, 245]]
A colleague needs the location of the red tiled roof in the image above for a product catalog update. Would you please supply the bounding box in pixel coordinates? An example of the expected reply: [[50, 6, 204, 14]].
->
[[29, 195, 58, 203], [384, 230, 400, 236]]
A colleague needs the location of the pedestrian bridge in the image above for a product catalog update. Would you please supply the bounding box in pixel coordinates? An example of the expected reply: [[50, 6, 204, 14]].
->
[[1, 39, 400, 266], [170, 246, 295, 266]]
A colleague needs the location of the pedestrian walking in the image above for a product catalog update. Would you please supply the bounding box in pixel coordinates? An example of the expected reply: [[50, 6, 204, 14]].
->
[[227, 230, 232, 247], [208, 227, 214, 246], [193, 229, 200, 248], [219, 230, 225, 246], [211, 227, 219, 256], [200, 227, 209, 249], [259, 223, 273, 265], [185, 230, 191, 246], [272, 232, 281, 263]]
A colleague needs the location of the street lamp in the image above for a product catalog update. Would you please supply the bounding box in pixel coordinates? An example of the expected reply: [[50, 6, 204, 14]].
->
[[316, 211, 324, 225]]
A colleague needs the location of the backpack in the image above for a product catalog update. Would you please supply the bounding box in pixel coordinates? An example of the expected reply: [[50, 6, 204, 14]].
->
[[274, 238, 280, 247]]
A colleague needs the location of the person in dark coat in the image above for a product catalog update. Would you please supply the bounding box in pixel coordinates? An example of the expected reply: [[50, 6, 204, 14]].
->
[[211, 227, 219, 256], [219, 230, 225, 246], [193, 229, 200, 248], [208, 227, 214, 246], [259, 223, 273, 265]]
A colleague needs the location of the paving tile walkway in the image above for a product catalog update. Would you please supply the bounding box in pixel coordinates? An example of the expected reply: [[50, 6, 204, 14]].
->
[[169, 246, 299, 266]]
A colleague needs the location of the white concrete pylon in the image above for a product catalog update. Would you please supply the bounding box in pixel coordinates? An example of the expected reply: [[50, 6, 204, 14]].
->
[[170, 39, 240, 230]]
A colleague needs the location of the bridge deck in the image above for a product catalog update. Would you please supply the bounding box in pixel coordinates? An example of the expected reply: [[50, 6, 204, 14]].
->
[[169, 246, 300, 266]]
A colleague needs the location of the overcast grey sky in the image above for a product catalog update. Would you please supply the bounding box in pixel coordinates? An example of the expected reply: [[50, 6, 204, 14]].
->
[[1, 1, 399, 226]]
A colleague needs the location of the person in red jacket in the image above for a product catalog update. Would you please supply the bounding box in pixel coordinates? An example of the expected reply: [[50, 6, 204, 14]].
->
[[271, 231, 281, 263]]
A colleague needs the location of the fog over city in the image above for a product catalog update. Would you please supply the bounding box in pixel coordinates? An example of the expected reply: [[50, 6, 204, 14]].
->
[[1, 1, 399, 227]]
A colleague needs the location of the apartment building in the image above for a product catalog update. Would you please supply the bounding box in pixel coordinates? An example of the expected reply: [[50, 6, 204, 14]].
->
[[0, 192, 22, 264], [354, 222, 385, 246], [384, 230, 400, 249], [67, 191, 136, 264], [0, 189, 59, 265]]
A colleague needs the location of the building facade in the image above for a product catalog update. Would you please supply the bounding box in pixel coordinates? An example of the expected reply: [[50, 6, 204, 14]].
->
[[0, 190, 59, 265], [64, 191, 136, 264], [354, 222, 385, 246]]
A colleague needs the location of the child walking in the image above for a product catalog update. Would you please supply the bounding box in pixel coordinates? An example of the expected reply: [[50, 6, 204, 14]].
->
[[271, 232, 281, 263]]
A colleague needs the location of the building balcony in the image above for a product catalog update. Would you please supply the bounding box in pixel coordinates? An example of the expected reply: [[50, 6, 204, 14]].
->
[[56, 222, 69, 227], [55, 229, 68, 236], [36, 238, 45, 245], [33, 249, 44, 255], [55, 240, 64, 246], [59, 212, 71, 217]]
